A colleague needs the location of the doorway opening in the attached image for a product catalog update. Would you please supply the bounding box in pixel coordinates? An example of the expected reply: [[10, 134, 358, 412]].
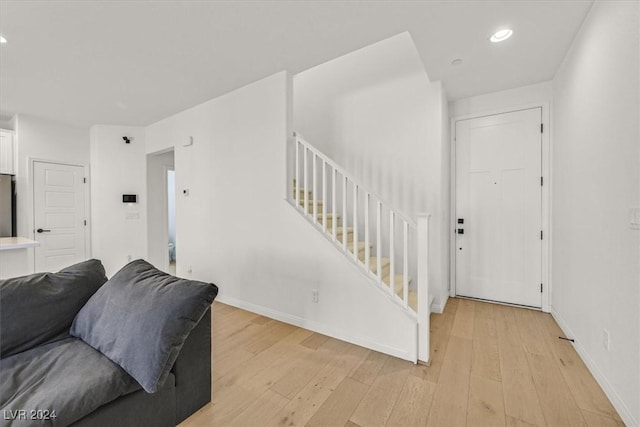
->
[[146, 149, 175, 273], [167, 168, 176, 275], [452, 106, 549, 310]]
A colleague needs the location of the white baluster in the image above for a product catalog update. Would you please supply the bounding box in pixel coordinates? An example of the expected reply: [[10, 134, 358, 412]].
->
[[332, 168, 337, 240], [342, 176, 347, 252], [294, 140, 299, 207], [312, 152, 317, 224], [353, 182, 358, 261], [403, 220, 409, 308], [389, 211, 395, 296], [303, 146, 308, 216], [364, 193, 370, 270], [377, 201, 382, 283], [322, 160, 327, 228]]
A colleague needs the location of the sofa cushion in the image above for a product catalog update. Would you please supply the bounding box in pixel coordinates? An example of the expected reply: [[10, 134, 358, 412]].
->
[[70, 259, 218, 393], [0, 259, 108, 358], [0, 337, 140, 427]]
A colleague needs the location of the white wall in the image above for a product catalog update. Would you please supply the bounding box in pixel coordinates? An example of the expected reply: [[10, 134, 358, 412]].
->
[[450, 81, 553, 118], [552, 1, 639, 425], [146, 72, 417, 360], [146, 149, 174, 270], [89, 125, 147, 276], [13, 114, 90, 269], [293, 32, 450, 311]]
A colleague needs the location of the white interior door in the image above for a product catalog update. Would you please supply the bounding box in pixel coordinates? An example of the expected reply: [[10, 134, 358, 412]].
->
[[455, 108, 542, 307], [33, 161, 87, 272]]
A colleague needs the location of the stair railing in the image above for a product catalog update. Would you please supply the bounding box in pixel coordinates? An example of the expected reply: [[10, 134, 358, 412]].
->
[[290, 132, 430, 363]]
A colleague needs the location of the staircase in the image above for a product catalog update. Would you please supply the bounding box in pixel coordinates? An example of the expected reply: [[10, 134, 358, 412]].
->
[[293, 189, 418, 311], [288, 132, 431, 363]]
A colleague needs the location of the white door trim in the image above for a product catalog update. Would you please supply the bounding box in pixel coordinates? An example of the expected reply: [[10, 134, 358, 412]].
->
[[30, 158, 91, 270], [449, 102, 551, 313], [162, 164, 175, 271]]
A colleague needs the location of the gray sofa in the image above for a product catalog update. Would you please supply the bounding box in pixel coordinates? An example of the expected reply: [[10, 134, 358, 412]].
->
[[0, 259, 217, 427]]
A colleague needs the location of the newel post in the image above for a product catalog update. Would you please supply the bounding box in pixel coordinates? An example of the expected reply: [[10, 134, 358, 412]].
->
[[417, 213, 431, 363]]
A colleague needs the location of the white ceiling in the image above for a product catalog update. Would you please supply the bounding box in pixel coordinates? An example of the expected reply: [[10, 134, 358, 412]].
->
[[0, 0, 593, 127]]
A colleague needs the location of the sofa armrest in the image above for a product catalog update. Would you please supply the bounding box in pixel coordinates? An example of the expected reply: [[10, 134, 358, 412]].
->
[[172, 307, 211, 423]]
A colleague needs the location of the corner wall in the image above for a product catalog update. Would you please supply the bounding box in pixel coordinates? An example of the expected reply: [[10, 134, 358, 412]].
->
[[145, 72, 417, 360], [552, 1, 639, 425], [89, 125, 147, 276]]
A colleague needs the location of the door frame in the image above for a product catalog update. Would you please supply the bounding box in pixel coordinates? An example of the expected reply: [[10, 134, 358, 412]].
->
[[162, 164, 175, 271], [29, 158, 91, 271], [449, 103, 551, 312]]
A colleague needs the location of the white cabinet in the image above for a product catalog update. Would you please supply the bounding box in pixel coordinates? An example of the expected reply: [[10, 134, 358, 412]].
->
[[0, 130, 15, 175]]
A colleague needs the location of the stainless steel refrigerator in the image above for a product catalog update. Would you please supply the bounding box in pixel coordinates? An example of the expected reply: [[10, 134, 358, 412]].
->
[[0, 174, 16, 237]]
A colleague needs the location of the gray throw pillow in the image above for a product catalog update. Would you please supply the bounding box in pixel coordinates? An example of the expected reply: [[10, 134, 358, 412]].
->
[[0, 259, 107, 358], [70, 259, 218, 393]]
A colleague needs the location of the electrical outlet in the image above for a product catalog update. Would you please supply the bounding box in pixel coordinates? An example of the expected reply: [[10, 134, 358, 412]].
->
[[187, 266, 193, 275], [312, 289, 319, 303], [603, 329, 610, 351]]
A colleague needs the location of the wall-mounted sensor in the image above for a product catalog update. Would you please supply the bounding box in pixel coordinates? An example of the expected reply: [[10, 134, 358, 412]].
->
[[122, 194, 137, 203], [123, 136, 131, 144]]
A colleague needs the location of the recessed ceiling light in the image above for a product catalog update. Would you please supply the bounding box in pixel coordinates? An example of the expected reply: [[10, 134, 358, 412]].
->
[[0, 35, 7, 44], [490, 29, 513, 43]]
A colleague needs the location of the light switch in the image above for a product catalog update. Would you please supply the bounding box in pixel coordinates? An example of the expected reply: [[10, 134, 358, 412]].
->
[[629, 208, 640, 230]]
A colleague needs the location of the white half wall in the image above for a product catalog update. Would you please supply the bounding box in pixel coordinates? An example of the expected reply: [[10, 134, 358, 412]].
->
[[146, 72, 417, 360], [552, 1, 639, 425], [13, 114, 90, 270], [293, 32, 450, 311], [89, 125, 147, 276]]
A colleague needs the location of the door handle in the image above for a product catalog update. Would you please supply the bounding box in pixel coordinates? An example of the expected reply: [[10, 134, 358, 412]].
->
[[36, 228, 51, 233]]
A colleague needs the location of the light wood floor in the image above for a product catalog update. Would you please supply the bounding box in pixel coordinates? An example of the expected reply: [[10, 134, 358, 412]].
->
[[179, 298, 624, 427]]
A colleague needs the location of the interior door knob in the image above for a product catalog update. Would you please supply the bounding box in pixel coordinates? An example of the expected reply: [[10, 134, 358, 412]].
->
[[36, 228, 51, 233]]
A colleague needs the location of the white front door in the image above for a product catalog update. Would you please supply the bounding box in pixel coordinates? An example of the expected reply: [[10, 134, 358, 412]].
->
[[33, 161, 87, 272], [455, 108, 542, 308]]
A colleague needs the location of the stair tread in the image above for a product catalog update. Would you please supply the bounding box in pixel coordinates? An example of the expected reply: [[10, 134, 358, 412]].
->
[[383, 274, 411, 294], [346, 241, 368, 251], [316, 212, 341, 219], [368, 257, 391, 274], [335, 226, 354, 233]]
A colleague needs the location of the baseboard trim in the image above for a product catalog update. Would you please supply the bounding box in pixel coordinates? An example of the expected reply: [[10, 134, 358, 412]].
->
[[430, 294, 448, 314], [216, 294, 414, 362], [550, 306, 638, 427]]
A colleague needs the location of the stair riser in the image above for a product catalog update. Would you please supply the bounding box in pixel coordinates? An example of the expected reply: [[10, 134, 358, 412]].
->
[[370, 263, 390, 278], [336, 231, 354, 244], [319, 218, 342, 229], [300, 202, 324, 214]]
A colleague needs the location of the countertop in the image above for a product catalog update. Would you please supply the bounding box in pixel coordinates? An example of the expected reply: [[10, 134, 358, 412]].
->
[[0, 237, 40, 251]]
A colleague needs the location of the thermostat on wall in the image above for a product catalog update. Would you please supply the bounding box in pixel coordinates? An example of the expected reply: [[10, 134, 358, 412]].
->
[[122, 194, 137, 203]]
